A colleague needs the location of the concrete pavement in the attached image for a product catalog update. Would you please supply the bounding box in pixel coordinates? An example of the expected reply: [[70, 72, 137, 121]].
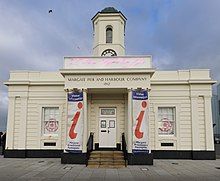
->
[[0, 156, 220, 180]]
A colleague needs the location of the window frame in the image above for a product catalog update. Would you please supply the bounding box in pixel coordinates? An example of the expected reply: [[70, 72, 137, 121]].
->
[[38, 104, 63, 149], [153, 103, 180, 150], [42, 107, 60, 136], [39, 105, 63, 139], [157, 107, 176, 136], [106, 25, 113, 43]]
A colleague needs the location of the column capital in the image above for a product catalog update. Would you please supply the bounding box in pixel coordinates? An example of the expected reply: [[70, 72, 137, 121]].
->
[[82, 88, 88, 93], [190, 95, 198, 99], [127, 88, 133, 92], [204, 95, 212, 99], [128, 88, 150, 92]]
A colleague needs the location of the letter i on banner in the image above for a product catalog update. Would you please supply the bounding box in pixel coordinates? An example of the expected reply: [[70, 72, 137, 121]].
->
[[132, 89, 149, 153], [65, 91, 84, 153]]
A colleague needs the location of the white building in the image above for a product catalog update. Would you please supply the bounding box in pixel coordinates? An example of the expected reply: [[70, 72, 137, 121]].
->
[[4, 7, 216, 165]]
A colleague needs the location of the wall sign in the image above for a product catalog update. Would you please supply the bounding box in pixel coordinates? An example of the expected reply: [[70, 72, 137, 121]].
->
[[132, 90, 149, 153], [65, 92, 84, 153], [65, 74, 150, 89]]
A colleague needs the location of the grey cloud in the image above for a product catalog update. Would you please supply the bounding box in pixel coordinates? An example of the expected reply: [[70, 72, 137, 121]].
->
[[1, 0, 220, 131]]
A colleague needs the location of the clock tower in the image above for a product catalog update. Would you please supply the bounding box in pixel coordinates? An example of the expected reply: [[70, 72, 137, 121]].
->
[[92, 7, 127, 56]]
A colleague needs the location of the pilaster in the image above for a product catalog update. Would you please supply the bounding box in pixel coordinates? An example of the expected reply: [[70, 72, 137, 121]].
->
[[17, 96, 28, 149], [191, 96, 200, 150], [82, 89, 88, 153], [204, 96, 214, 150], [127, 89, 133, 153], [6, 97, 15, 149]]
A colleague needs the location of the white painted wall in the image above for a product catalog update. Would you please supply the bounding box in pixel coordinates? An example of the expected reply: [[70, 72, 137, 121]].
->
[[4, 69, 215, 152]]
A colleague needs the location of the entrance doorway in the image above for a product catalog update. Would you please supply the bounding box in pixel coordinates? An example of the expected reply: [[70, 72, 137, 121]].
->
[[99, 108, 116, 148]]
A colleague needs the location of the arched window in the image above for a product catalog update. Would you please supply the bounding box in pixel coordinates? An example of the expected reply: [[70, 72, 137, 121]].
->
[[106, 27, 112, 43]]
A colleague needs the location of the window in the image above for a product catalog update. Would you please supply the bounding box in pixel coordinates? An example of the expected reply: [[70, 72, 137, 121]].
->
[[158, 107, 175, 135], [109, 120, 115, 128], [42, 107, 59, 135], [101, 108, 115, 116], [106, 27, 112, 43], [101, 120, 106, 128]]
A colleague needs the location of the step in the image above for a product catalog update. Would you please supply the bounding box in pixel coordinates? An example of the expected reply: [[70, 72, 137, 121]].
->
[[87, 164, 125, 169], [89, 157, 100, 161], [87, 151, 126, 168], [113, 160, 125, 165], [90, 155, 124, 160], [90, 153, 123, 156], [114, 156, 124, 158], [100, 158, 114, 161], [88, 161, 100, 165], [99, 164, 125, 169], [87, 165, 99, 168], [91, 151, 123, 154]]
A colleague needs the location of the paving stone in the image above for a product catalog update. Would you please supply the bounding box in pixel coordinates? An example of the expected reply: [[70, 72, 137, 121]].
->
[[1, 157, 220, 180]]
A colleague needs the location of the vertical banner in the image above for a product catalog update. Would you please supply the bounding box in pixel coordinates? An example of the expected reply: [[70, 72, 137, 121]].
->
[[65, 91, 84, 153], [132, 89, 149, 153]]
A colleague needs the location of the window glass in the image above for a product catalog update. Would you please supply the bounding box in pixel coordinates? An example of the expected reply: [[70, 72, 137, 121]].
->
[[43, 107, 59, 135], [106, 27, 112, 43], [158, 107, 175, 135], [101, 108, 115, 116], [101, 120, 106, 128], [109, 120, 115, 128]]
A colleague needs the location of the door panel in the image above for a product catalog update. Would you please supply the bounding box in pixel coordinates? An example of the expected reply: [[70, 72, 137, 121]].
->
[[99, 108, 116, 148]]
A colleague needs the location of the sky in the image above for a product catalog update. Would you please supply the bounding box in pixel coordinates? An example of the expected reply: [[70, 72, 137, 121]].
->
[[0, 0, 220, 131]]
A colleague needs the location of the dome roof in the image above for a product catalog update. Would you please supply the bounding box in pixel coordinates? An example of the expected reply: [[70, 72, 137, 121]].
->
[[91, 7, 127, 21], [101, 7, 119, 13]]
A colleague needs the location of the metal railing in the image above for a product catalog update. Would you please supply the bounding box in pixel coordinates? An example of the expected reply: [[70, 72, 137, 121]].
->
[[122, 133, 128, 167], [86, 132, 94, 166]]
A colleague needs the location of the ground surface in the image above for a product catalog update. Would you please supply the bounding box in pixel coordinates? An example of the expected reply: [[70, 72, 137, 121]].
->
[[0, 156, 220, 181], [0, 144, 220, 180]]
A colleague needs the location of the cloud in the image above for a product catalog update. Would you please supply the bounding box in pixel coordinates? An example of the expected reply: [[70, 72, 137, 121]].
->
[[138, 1, 220, 75], [0, 0, 220, 131]]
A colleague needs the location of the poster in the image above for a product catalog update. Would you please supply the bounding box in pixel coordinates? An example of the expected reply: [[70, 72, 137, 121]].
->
[[65, 91, 84, 153], [132, 89, 149, 153]]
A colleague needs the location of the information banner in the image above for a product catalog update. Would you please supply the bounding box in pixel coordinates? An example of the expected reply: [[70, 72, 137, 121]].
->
[[132, 90, 149, 153], [65, 92, 84, 152]]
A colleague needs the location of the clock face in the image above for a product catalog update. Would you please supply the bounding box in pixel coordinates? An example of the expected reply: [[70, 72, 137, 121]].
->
[[101, 49, 117, 56]]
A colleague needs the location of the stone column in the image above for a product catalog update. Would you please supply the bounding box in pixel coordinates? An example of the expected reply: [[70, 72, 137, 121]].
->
[[127, 89, 133, 153], [18, 96, 28, 150], [6, 97, 15, 149], [82, 89, 88, 153], [191, 96, 200, 150], [204, 96, 214, 150]]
